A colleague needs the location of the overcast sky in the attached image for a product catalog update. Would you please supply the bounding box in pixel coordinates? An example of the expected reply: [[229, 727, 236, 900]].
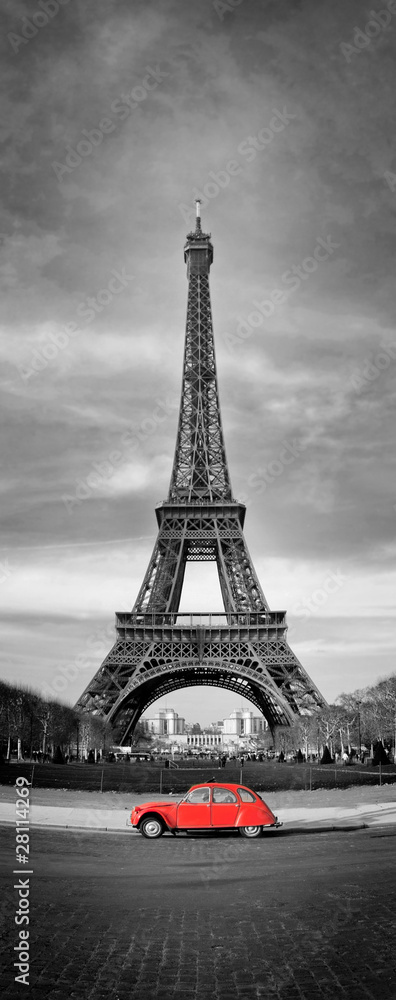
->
[[1, 0, 395, 727]]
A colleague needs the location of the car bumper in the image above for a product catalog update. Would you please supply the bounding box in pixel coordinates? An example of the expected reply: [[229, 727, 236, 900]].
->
[[266, 816, 282, 828]]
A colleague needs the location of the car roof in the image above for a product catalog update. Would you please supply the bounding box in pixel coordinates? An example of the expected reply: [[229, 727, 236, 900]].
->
[[188, 782, 256, 792]]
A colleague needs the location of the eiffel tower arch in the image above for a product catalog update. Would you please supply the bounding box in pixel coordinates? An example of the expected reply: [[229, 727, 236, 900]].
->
[[76, 201, 327, 741]]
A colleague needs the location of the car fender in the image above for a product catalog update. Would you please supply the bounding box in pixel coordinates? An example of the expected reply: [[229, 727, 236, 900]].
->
[[137, 806, 177, 830], [235, 804, 277, 828]]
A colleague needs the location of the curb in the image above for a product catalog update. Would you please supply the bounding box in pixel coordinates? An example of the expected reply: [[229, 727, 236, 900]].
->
[[0, 819, 370, 835]]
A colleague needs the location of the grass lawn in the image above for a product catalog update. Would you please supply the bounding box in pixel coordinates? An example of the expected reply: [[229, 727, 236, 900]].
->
[[1, 759, 395, 811]]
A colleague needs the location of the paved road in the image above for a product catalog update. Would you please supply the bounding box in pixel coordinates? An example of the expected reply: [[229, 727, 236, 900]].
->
[[1, 825, 395, 1000]]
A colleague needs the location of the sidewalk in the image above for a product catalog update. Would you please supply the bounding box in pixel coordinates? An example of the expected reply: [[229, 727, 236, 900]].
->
[[2, 795, 396, 831]]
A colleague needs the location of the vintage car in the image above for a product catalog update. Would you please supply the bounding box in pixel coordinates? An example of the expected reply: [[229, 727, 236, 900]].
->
[[129, 781, 282, 839]]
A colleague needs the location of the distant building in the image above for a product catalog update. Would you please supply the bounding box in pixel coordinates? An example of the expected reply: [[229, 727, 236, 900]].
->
[[141, 708, 185, 736], [183, 731, 223, 749], [140, 707, 267, 750], [223, 709, 266, 737]]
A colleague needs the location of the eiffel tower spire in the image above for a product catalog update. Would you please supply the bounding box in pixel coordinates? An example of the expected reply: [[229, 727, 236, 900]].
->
[[75, 205, 327, 739], [169, 199, 232, 503]]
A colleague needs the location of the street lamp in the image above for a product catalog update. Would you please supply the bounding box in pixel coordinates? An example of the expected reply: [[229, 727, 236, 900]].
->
[[356, 700, 361, 760]]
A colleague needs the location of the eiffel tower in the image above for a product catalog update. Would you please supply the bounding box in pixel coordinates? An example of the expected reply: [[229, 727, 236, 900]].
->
[[76, 201, 326, 741]]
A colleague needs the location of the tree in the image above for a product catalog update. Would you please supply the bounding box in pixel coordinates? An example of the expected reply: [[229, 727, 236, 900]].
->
[[318, 704, 358, 756], [0, 680, 14, 759], [4, 685, 25, 760], [77, 713, 115, 758], [52, 745, 65, 764], [131, 722, 154, 746], [22, 689, 44, 759], [372, 741, 389, 766], [274, 712, 330, 759], [337, 673, 396, 756], [367, 677, 396, 748], [0, 682, 79, 759]]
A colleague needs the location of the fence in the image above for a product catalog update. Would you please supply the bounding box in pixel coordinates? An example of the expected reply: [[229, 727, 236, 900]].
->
[[305, 763, 395, 790], [1, 760, 396, 795]]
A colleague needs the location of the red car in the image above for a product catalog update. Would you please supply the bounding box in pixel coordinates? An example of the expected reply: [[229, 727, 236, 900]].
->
[[129, 781, 282, 839]]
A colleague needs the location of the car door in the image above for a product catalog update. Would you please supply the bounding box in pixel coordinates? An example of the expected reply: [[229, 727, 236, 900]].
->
[[210, 786, 240, 828], [176, 786, 211, 828]]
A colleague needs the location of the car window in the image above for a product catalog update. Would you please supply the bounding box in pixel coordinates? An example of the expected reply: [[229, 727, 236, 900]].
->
[[237, 788, 256, 803], [212, 787, 238, 804], [185, 787, 210, 804]]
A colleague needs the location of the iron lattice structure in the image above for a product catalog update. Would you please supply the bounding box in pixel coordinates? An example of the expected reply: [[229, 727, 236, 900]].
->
[[76, 204, 326, 740]]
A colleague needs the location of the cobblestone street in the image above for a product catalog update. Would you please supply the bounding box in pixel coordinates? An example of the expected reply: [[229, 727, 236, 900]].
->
[[1, 825, 395, 1000]]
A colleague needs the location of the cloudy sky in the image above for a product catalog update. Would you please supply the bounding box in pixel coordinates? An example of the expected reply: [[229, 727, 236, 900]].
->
[[1, 0, 395, 727]]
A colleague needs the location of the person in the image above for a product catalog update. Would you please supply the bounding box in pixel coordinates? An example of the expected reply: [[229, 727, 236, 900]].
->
[[215, 788, 234, 803]]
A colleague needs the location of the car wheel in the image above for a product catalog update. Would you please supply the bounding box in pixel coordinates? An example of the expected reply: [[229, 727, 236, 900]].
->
[[238, 825, 262, 839], [140, 817, 164, 839]]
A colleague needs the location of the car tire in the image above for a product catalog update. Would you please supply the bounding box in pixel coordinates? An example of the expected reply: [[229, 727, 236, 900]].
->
[[238, 825, 263, 839], [140, 816, 164, 839]]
